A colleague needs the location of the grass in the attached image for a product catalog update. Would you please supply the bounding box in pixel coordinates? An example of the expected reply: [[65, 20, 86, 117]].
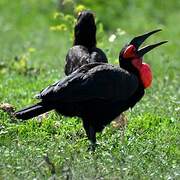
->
[[0, 0, 180, 179]]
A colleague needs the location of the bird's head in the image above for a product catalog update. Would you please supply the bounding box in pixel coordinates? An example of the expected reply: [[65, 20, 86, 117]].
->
[[76, 10, 95, 27], [74, 10, 96, 48], [119, 29, 167, 88]]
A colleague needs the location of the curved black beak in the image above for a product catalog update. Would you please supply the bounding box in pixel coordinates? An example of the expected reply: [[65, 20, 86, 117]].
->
[[137, 41, 168, 57], [130, 29, 168, 57], [130, 29, 162, 49]]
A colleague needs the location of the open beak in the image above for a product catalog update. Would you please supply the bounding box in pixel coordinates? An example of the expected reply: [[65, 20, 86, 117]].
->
[[137, 40, 168, 57], [130, 29, 168, 57]]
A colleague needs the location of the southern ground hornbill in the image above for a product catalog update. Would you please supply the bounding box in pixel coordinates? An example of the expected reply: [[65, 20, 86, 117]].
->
[[64, 10, 108, 75], [15, 29, 167, 150]]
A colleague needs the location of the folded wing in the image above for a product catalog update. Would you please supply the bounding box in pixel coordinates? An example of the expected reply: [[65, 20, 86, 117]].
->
[[39, 63, 139, 103]]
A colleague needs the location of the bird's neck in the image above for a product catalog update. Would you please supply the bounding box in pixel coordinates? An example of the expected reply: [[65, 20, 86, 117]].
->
[[73, 27, 96, 48], [74, 37, 96, 49]]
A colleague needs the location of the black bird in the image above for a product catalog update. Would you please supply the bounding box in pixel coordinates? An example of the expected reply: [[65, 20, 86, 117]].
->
[[15, 30, 167, 150], [64, 10, 108, 75]]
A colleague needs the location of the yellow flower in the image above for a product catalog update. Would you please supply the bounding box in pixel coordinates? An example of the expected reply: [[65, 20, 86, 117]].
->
[[28, 47, 36, 53], [75, 4, 86, 14], [53, 12, 60, 19], [50, 24, 67, 31]]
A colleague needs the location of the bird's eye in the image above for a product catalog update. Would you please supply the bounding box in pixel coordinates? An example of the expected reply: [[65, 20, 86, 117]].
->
[[123, 45, 136, 59]]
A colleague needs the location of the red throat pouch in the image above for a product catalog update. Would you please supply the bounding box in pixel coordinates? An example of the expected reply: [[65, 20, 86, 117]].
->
[[140, 63, 152, 88]]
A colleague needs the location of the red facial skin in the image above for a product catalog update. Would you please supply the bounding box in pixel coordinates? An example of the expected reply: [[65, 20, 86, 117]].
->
[[123, 45, 137, 59], [123, 45, 152, 88]]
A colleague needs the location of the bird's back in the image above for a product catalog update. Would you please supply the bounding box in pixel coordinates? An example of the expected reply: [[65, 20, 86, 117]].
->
[[90, 47, 108, 63], [64, 46, 89, 75], [64, 45, 108, 75]]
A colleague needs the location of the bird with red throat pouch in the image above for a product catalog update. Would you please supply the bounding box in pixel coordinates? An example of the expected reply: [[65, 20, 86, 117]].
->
[[122, 29, 166, 89], [14, 29, 167, 151]]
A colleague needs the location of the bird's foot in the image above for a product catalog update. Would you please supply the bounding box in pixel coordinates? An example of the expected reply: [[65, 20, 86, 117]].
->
[[88, 143, 97, 152]]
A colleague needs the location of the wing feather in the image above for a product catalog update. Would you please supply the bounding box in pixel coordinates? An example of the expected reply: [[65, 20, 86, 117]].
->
[[39, 64, 139, 102]]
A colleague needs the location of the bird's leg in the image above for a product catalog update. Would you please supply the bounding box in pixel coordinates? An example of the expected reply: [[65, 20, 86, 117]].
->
[[88, 126, 97, 152], [84, 124, 96, 152]]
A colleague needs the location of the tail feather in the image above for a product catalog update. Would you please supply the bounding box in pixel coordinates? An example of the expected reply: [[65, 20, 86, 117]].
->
[[14, 103, 53, 120]]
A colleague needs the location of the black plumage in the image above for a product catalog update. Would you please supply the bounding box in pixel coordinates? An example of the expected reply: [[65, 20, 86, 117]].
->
[[15, 63, 143, 147], [64, 10, 107, 75], [15, 29, 167, 150]]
